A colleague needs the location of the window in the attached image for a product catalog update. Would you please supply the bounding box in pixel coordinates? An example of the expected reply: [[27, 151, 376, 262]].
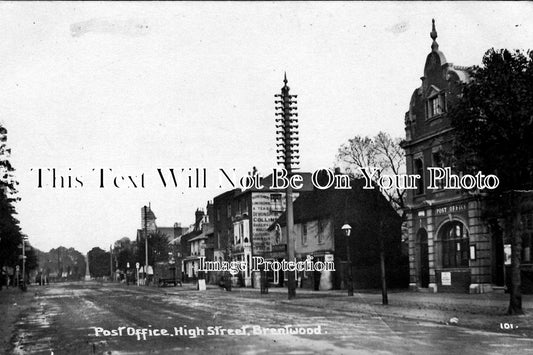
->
[[227, 202, 231, 218], [432, 151, 442, 167], [427, 92, 446, 119], [216, 208, 220, 221], [270, 194, 283, 212], [432, 151, 445, 189], [301, 223, 308, 245], [414, 158, 424, 195], [274, 224, 282, 244], [318, 220, 325, 244], [440, 222, 469, 268]]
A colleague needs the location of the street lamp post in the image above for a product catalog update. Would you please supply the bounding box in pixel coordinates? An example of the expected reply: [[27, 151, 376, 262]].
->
[[136, 262, 140, 286], [126, 262, 130, 286], [144, 205, 148, 286], [21, 235, 28, 292], [110, 245, 113, 282], [341, 224, 354, 296]]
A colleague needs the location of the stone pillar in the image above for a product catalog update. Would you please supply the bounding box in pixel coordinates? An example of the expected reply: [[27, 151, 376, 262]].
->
[[468, 199, 493, 293], [407, 212, 418, 290], [426, 208, 437, 293]]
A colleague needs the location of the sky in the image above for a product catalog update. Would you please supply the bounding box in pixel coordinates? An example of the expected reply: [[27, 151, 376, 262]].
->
[[1, 2, 532, 254]]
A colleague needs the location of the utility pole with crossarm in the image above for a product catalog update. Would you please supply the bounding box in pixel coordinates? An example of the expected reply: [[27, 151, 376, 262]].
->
[[275, 73, 299, 299]]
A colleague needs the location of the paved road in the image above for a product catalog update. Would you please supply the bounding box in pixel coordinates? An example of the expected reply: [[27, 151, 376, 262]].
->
[[9, 282, 533, 354]]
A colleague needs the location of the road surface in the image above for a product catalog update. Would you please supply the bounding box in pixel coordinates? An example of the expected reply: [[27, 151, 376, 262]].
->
[[8, 282, 533, 354]]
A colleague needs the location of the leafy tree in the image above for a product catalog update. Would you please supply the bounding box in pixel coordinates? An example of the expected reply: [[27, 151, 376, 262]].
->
[[68, 247, 87, 280], [449, 49, 533, 315], [337, 131, 406, 213], [0, 189, 21, 266], [24, 245, 39, 273], [0, 124, 23, 289], [39, 247, 86, 280], [136, 231, 171, 266], [113, 237, 136, 271], [0, 125, 19, 196], [88, 247, 111, 278]]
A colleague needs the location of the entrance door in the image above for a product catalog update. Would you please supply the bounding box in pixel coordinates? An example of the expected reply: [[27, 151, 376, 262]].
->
[[417, 229, 430, 288]]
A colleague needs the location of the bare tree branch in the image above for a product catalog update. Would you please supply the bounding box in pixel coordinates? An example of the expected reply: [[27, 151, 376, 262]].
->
[[336, 131, 406, 214]]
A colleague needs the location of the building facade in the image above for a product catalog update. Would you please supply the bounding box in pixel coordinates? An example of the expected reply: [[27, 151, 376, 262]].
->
[[212, 173, 313, 287], [179, 209, 205, 282], [269, 178, 407, 291], [212, 189, 240, 282], [401, 20, 504, 293]]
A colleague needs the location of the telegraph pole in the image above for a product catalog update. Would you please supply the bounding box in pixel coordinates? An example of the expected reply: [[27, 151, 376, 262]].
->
[[275, 73, 299, 299], [21, 235, 28, 291], [375, 188, 388, 305], [144, 205, 148, 285], [109, 244, 113, 281], [57, 248, 61, 281]]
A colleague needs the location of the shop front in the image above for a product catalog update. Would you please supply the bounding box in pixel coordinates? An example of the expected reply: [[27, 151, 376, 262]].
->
[[407, 198, 497, 293]]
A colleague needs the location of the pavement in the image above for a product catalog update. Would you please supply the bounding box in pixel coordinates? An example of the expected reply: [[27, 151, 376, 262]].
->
[[2, 282, 533, 354], [0, 286, 35, 352], [216, 284, 533, 337]]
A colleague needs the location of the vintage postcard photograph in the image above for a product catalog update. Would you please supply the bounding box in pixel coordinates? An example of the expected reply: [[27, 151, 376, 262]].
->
[[1, 2, 532, 354]]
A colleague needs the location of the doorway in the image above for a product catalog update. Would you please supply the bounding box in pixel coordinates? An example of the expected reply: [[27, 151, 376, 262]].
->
[[416, 229, 429, 288]]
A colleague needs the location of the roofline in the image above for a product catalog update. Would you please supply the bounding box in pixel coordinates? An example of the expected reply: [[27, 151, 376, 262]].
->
[[401, 127, 454, 149]]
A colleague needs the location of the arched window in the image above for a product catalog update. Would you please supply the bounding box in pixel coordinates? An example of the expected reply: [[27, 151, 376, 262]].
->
[[440, 221, 469, 268]]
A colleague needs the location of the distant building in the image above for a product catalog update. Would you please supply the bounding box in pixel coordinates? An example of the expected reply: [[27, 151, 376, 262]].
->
[[136, 204, 188, 276], [201, 202, 216, 283], [136, 205, 187, 243], [167, 222, 189, 272], [179, 209, 205, 281], [212, 173, 313, 287], [179, 205, 215, 282], [212, 189, 239, 264], [136, 204, 157, 244]]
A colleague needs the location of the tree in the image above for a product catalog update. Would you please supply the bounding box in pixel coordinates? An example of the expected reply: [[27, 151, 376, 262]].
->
[[0, 189, 21, 266], [0, 125, 19, 196], [88, 247, 110, 278], [0, 124, 23, 289], [113, 237, 136, 271], [449, 49, 533, 315], [337, 131, 406, 214], [25, 245, 39, 274], [136, 231, 171, 266], [39, 247, 86, 281]]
